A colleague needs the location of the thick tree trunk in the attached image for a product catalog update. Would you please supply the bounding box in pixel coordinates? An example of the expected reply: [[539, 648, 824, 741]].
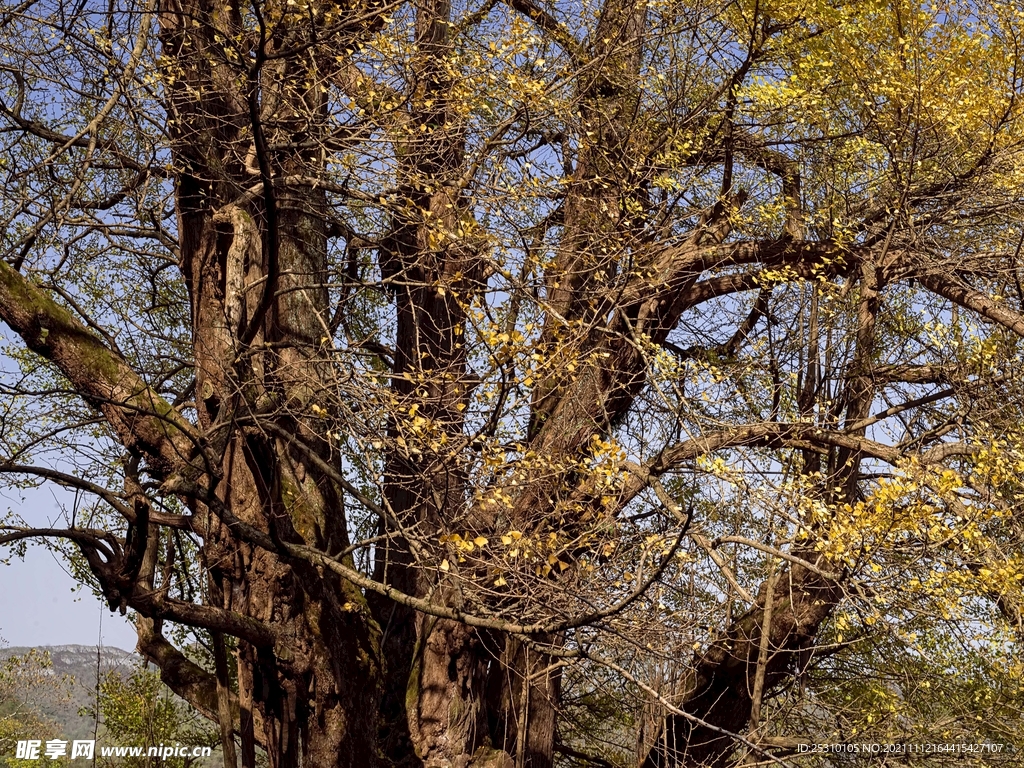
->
[[642, 565, 840, 768], [156, 0, 389, 759], [495, 637, 561, 768], [5, 0, 1024, 766], [183, 188, 386, 767]]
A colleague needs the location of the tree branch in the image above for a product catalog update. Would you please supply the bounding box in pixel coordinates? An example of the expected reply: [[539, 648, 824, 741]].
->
[[0, 259, 201, 479], [917, 271, 1024, 337]]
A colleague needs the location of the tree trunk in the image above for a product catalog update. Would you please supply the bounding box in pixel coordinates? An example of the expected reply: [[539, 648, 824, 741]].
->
[[495, 636, 561, 768], [642, 565, 840, 768], [642, 261, 883, 768], [157, 0, 388, 762]]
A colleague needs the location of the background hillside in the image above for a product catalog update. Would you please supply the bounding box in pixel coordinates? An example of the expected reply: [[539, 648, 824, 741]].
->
[[1, 645, 139, 743], [1, 645, 219, 766]]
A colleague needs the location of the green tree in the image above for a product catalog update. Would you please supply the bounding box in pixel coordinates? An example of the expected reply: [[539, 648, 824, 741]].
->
[[90, 664, 218, 768], [0, 650, 70, 768], [1, 0, 1024, 765]]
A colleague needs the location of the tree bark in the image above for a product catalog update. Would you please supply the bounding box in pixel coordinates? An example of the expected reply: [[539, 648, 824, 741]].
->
[[642, 565, 841, 768], [157, 0, 388, 763]]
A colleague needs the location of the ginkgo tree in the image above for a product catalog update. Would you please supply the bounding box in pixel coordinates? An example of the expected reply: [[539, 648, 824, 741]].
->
[[2, 0, 1024, 765]]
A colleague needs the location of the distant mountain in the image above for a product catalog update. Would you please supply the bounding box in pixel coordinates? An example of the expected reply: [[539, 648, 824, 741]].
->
[[1, 645, 140, 742], [0, 644, 138, 677]]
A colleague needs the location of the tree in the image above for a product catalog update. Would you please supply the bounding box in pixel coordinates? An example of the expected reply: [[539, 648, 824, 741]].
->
[[2, 0, 1024, 764], [90, 663, 219, 767], [0, 649, 71, 768]]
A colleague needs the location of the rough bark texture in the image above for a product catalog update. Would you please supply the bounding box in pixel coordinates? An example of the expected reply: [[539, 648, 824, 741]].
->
[[157, 0, 386, 763], [642, 566, 842, 768]]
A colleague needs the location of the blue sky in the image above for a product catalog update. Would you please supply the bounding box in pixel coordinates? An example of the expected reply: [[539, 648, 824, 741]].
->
[[0, 543, 137, 651], [1, 485, 138, 651], [0, 544, 137, 651]]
